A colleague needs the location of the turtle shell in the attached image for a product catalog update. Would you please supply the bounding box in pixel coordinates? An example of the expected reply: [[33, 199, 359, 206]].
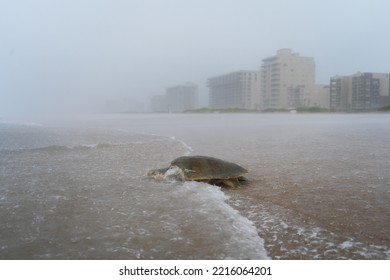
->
[[170, 155, 248, 180]]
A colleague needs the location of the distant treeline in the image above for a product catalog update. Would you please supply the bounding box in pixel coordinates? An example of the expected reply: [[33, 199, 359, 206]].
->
[[183, 106, 390, 114]]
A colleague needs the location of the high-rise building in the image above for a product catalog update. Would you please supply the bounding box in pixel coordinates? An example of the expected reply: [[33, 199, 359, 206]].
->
[[207, 70, 260, 109], [330, 75, 351, 110], [260, 49, 315, 109], [166, 82, 198, 112], [330, 72, 390, 110]]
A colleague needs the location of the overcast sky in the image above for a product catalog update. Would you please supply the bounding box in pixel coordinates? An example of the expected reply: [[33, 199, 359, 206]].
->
[[1, 0, 390, 117]]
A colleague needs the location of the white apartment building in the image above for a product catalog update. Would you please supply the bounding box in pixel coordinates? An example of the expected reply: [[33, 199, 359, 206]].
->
[[208, 70, 260, 109], [260, 49, 315, 109]]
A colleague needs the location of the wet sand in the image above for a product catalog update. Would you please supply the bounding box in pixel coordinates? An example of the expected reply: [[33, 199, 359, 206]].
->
[[225, 176, 390, 259]]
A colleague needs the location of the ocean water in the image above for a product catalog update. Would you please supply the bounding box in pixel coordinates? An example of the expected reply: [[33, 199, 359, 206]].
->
[[0, 113, 389, 259]]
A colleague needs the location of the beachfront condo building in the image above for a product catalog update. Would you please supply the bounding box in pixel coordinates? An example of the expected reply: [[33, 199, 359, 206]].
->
[[260, 49, 316, 109], [207, 70, 260, 109], [330, 72, 390, 110]]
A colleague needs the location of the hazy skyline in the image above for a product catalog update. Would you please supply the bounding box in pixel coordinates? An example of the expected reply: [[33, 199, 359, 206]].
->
[[1, 0, 390, 117]]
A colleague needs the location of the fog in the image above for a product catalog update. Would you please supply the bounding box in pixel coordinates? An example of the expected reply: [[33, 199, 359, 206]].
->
[[1, 0, 390, 118]]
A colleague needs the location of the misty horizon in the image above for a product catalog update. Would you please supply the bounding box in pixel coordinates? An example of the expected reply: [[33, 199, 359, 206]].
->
[[1, 0, 390, 118]]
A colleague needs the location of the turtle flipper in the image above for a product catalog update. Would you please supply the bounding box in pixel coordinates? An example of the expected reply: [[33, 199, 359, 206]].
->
[[221, 179, 237, 188]]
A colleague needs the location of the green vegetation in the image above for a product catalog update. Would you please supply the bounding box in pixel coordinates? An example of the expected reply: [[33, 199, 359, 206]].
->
[[184, 107, 259, 113], [261, 108, 290, 113], [378, 105, 390, 112], [182, 106, 390, 114], [185, 107, 304, 113], [296, 106, 330, 113], [183, 107, 218, 113]]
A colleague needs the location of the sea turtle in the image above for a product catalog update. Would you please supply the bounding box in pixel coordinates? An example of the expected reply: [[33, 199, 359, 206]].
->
[[146, 155, 248, 187]]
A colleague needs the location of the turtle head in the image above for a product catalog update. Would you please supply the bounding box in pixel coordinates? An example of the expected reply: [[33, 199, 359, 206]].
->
[[163, 165, 185, 181], [146, 167, 169, 180]]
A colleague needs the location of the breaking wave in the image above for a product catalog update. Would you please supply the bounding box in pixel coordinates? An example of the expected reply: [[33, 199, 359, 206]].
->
[[176, 182, 269, 259], [170, 136, 193, 156]]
